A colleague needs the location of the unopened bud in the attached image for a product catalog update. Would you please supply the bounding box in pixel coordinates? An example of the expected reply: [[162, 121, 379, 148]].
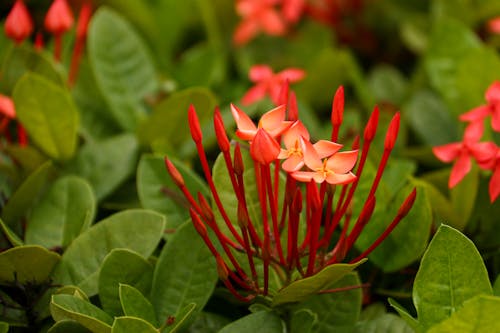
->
[[397, 188, 416, 217], [277, 79, 289, 108], [188, 105, 203, 143], [216, 255, 229, 281], [384, 112, 400, 150], [331, 86, 344, 126], [358, 196, 376, 227], [197, 193, 214, 222], [5, 0, 33, 44], [189, 207, 208, 238], [214, 107, 230, 152], [363, 106, 379, 142], [237, 202, 249, 228], [233, 143, 244, 176], [44, 0, 74, 35], [250, 129, 280, 165], [164, 157, 185, 187], [288, 91, 298, 121]]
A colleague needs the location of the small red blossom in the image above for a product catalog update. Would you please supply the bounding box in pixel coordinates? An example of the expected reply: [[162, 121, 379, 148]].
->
[[460, 81, 500, 132], [4, 0, 33, 44], [242, 65, 306, 105], [282, 0, 306, 23], [44, 0, 75, 35], [488, 17, 500, 34], [234, 0, 286, 45]]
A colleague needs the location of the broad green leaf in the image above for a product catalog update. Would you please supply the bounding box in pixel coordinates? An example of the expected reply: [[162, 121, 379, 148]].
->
[[99, 249, 154, 317], [354, 313, 414, 333], [119, 284, 157, 327], [88, 7, 157, 131], [0, 217, 23, 247], [1, 161, 52, 230], [290, 309, 318, 333], [428, 295, 500, 333], [4, 144, 48, 174], [50, 294, 112, 333], [137, 88, 217, 151], [25, 176, 95, 249], [162, 303, 196, 333], [292, 273, 362, 333], [0, 45, 64, 94], [494, 275, 500, 296], [151, 222, 217, 327], [137, 155, 208, 231], [55, 286, 89, 302], [404, 90, 459, 145], [48, 320, 92, 333], [13, 73, 79, 160], [111, 316, 158, 333], [188, 312, 231, 333], [65, 134, 138, 201], [53, 210, 165, 296], [413, 225, 492, 331], [272, 259, 366, 306], [0, 322, 8, 333], [368, 65, 408, 105], [0, 245, 60, 285], [388, 298, 419, 331], [218, 311, 283, 333], [174, 44, 225, 87]]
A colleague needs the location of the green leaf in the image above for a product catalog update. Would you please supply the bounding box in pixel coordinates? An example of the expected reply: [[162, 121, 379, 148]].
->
[[151, 222, 217, 327], [119, 284, 157, 327], [494, 275, 500, 296], [52, 209, 165, 296], [368, 65, 408, 105], [99, 249, 154, 317], [428, 295, 500, 333], [25, 176, 95, 249], [388, 298, 419, 331], [50, 294, 112, 333], [88, 7, 157, 131], [0, 322, 8, 333], [0, 217, 23, 247], [188, 312, 231, 333], [292, 273, 362, 333], [218, 311, 284, 333], [0, 245, 60, 285], [272, 259, 366, 306], [137, 88, 217, 151], [354, 313, 415, 333], [0, 45, 64, 94], [413, 225, 492, 331], [137, 155, 208, 231], [290, 309, 318, 333], [450, 165, 479, 230], [13, 73, 79, 160], [48, 320, 92, 333], [111, 316, 158, 333], [1, 161, 52, 230], [65, 134, 138, 201], [163, 303, 196, 333]]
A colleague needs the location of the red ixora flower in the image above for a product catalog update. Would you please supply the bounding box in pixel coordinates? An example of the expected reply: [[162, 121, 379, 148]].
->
[[233, 0, 287, 46], [165, 86, 416, 301], [488, 17, 500, 34], [460, 81, 500, 132], [241, 65, 306, 105], [4, 0, 33, 44]]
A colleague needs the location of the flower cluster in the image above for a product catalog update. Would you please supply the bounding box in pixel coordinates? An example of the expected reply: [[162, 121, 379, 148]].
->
[[4, 0, 92, 85], [165, 83, 416, 301], [433, 81, 500, 202]]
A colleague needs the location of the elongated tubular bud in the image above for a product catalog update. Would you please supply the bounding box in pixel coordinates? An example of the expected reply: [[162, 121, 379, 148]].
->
[[5, 0, 34, 44], [197, 193, 215, 224], [165, 157, 184, 187], [69, 3, 92, 86], [190, 208, 217, 254], [363, 106, 380, 142], [384, 112, 400, 150], [233, 143, 244, 176], [188, 105, 203, 143], [214, 107, 230, 152], [349, 188, 416, 263], [331, 86, 344, 142], [344, 196, 376, 252], [277, 79, 289, 109], [237, 201, 259, 289], [288, 91, 299, 121]]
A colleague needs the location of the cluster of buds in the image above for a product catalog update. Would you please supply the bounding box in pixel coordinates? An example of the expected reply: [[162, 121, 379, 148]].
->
[[433, 81, 500, 202], [165, 84, 417, 301], [4, 0, 92, 85]]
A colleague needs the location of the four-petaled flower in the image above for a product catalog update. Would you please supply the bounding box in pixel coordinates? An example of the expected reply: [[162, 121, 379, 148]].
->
[[231, 103, 293, 140]]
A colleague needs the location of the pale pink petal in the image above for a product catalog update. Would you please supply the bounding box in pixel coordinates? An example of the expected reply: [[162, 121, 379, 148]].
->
[[282, 154, 304, 172], [260, 104, 286, 130], [259, 9, 286, 35], [326, 150, 358, 174], [485, 81, 500, 103], [233, 19, 260, 45], [433, 143, 462, 163], [313, 140, 342, 159], [277, 68, 306, 83], [489, 164, 500, 202], [241, 84, 268, 105], [325, 172, 356, 185], [249, 65, 273, 82], [231, 103, 257, 140], [0, 95, 16, 118], [301, 137, 322, 170], [449, 152, 471, 188], [250, 128, 280, 164], [282, 120, 309, 148], [312, 172, 326, 183], [267, 121, 293, 137], [459, 105, 490, 122], [291, 170, 314, 182]]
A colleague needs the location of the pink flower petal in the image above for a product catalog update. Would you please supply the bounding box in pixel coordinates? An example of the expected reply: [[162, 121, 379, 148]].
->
[[325, 172, 356, 185], [259, 9, 286, 36], [259, 104, 286, 130], [463, 120, 484, 143], [433, 143, 462, 163], [449, 152, 471, 188], [282, 120, 309, 148], [489, 164, 500, 202], [326, 150, 358, 174], [313, 140, 342, 159], [459, 105, 490, 122], [233, 19, 260, 45], [231, 103, 257, 140], [485, 81, 500, 103], [282, 154, 304, 172], [290, 170, 314, 182], [301, 137, 322, 170], [249, 65, 273, 81], [241, 84, 268, 105], [277, 68, 306, 83]]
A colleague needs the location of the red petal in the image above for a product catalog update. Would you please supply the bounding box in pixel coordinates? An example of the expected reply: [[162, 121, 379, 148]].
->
[[241, 84, 268, 105], [282, 154, 304, 172], [249, 65, 273, 82], [277, 68, 306, 83], [469, 142, 498, 165], [231, 103, 257, 140], [492, 104, 500, 132], [290, 171, 314, 182], [259, 9, 286, 35], [282, 120, 309, 149], [433, 143, 462, 163], [313, 140, 342, 159], [282, 0, 305, 23], [489, 164, 500, 202], [449, 152, 471, 188], [459, 105, 490, 122], [485, 81, 500, 104], [463, 121, 484, 143], [233, 19, 260, 45], [326, 150, 358, 174]]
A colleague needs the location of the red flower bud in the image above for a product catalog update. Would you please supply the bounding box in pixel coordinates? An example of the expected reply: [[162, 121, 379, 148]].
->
[[250, 128, 280, 165], [216, 255, 229, 281], [45, 0, 74, 35], [188, 105, 203, 143], [397, 187, 417, 217], [214, 107, 230, 152], [189, 207, 208, 238], [233, 143, 244, 176], [363, 106, 379, 142], [164, 157, 185, 187], [288, 91, 299, 121], [384, 112, 400, 150], [331, 86, 344, 126], [5, 0, 33, 44]]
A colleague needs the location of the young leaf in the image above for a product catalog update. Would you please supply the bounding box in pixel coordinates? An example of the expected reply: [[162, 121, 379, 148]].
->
[[13, 73, 79, 160], [99, 249, 154, 317], [218, 311, 284, 333], [119, 284, 157, 327], [25, 176, 95, 249], [52, 210, 165, 296], [111, 316, 158, 333], [413, 224, 492, 331], [88, 7, 157, 131], [0, 217, 23, 247], [272, 259, 366, 306], [151, 222, 217, 328], [0, 245, 60, 285], [50, 294, 112, 333]]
